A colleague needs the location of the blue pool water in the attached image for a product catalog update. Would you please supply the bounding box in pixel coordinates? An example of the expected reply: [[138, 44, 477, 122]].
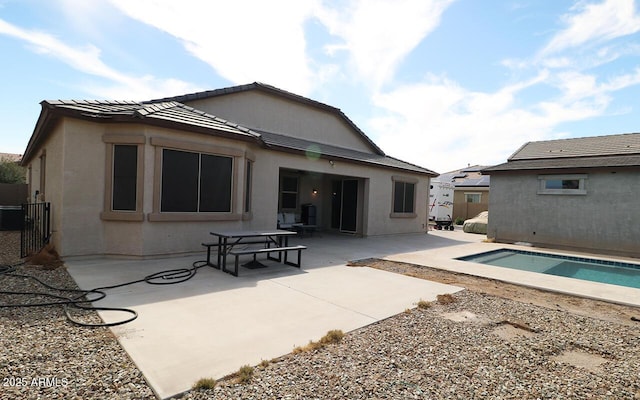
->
[[458, 249, 640, 289]]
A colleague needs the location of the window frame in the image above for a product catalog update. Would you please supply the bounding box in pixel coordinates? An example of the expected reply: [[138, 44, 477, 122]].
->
[[39, 150, 46, 201], [537, 174, 587, 195], [390, 175, 418, 218], [148, 137, 243, 222], [159, 149, 233, 213], [279, 175, 299, 211], [101, 135, 145, 222], [243, 157, 254, 219], [464, 192, 482, 203]]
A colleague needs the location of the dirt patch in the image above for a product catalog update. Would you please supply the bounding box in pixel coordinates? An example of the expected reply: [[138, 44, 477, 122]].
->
[[348, 258, 640, 327], [440, 310, 490, 324], [552, 350, 608, 373]]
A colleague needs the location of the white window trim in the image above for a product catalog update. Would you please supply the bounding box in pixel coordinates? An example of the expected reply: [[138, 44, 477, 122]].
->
[[537, 174, 587, 195], [464, 192, 482, 203]]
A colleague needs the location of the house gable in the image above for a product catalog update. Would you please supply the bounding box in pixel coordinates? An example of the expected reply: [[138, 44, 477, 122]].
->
[[151, 82, 383, 155]]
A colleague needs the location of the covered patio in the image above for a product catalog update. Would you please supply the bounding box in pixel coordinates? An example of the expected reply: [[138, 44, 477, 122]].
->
[[277, 167, 368, 235]]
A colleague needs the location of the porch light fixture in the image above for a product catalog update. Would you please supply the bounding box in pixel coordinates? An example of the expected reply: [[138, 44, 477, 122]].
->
[[312, 188, 318, 195]]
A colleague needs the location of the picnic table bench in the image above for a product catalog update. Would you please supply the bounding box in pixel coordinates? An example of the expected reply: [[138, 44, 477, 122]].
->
[[208, 229, 306, 276], [228, 245, 306, 276]]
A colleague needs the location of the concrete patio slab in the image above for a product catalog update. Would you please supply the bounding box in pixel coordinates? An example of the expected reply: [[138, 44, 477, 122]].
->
[[66, 228, 640, 399], [66, 232, 467, 399]]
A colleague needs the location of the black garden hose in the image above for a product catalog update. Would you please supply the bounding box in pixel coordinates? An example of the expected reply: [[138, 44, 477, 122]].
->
[[0, 260, 210, 327]]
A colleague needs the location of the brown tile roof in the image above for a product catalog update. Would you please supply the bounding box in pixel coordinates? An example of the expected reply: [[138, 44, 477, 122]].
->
[[509, 133, 640, 160], [484, 133, 640, 173], [44, 100, 259, 138], [23, 96, 436, 176]]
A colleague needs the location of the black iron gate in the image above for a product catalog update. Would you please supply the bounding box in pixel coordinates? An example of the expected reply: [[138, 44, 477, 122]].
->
[[20, 202, 51, 258]]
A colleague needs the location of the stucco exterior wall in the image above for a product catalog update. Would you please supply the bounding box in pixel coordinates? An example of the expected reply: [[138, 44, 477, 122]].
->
[[61, 119, 108, 256], [488, 170, 640, 257], [184, 91, 375, 153], [24, 114, 430, 259], [25, 120, 65, 254]]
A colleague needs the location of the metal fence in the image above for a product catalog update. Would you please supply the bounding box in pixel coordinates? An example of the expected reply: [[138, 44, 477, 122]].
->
[[20, 202, 51, 258]]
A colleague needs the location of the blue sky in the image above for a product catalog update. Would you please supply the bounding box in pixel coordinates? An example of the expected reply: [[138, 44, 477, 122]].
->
[[1, 0, 639, 173]]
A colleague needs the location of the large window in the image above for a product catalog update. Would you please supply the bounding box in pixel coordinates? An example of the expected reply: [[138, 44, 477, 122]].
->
[[112, 145, 138, 211], [161, 149, 232, 212], [392, 179, 416, 214], [538, 174, 587, 195]]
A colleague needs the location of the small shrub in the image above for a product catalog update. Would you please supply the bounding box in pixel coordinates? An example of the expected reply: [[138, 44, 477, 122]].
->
[[319, 329, 344, 345], [192, 377, 216, 390], [417, 299, 432, 309], [455, 217, 465, 225], [292, 329, 345, 354], [259, 359, 270, 368], [236, 365, 253, 384], [437, 293, 456, 304]]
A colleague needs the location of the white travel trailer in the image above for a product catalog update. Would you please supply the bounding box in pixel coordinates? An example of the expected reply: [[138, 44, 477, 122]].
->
[[428, 180, 454, 230]]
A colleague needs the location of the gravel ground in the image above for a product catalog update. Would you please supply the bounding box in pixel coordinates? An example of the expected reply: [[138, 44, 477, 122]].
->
[[0, 231, 155, 399], [2, 231, 640, 400]]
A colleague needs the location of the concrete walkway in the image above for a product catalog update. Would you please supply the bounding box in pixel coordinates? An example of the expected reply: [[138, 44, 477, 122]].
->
[[66, 231, 470, 399]]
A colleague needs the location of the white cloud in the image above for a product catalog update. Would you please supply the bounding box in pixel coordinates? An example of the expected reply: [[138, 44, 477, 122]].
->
[[108, 0, 454, 94], [315, 0, 455, 89], [540, 0, 640, 56], [109, 0, 318, 96], [0, 17, 199, 100], [368, 70, 608, 173]]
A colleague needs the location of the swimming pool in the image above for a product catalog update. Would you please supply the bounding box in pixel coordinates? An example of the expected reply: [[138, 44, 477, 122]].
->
[[457, 249, 640, 289]]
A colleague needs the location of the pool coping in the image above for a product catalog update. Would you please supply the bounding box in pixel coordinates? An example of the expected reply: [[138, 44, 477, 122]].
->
[[385, 239, 640, 308]]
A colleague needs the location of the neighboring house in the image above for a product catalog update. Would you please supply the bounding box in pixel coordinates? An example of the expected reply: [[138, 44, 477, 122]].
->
[[0, 152, 23, 162], [20, 82, 437, 258], [482, 133, 640, 258], [436, 165, 490, 221]]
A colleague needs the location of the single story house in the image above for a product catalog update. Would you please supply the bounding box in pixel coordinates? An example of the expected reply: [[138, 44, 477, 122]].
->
[[482, 133, 640, 258], [20, 82, 437, 258], [436, 165, 490, 221]]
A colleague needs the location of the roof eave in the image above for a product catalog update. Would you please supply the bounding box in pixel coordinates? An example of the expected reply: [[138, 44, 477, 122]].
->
[[21, 102, 58, 166], [262, 142, 436, 176]]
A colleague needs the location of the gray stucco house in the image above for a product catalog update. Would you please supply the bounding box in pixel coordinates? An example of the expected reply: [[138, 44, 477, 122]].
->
[[483, 133, 640, 258], [20, 82, 437, 258]]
